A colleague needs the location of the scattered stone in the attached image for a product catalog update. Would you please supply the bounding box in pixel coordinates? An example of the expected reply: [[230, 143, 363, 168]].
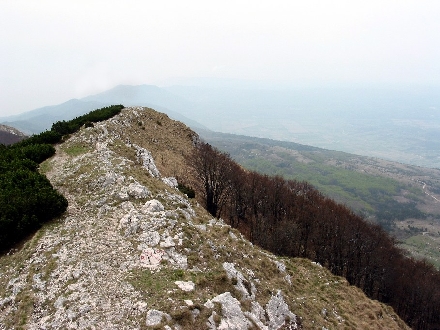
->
[[162, 177, 178, 188], [146, 309, 171, 327], [142, 199, 165, 213], [165, 248, 188, 269], [135, 301, 148, 313], [175, 281, 195, 291], [32, 273, 46, 291], [204, 299, 215, 309], [275, 261, 286, 273], [194, 224, 207, 231], [119, 212, 141, 235], [54, 296, 65, 309], [160, 236, 175, 248], [139, 231, 161, 246], [127, 182, 150, 198]]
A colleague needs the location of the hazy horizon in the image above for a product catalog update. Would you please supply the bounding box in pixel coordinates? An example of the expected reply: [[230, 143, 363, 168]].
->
[[1, 1, 440, 116], [1, 82, 439, 169]]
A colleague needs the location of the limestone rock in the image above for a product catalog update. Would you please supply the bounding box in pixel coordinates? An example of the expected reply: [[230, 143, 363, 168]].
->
[[139, 230, 161, 246], [140, 247, 165, 269], [134, 144, 160, 177], [146, 309, 171, 327], [266, 290, 299, 330], [175, 281, 195, 291], [212, 292, 252, 329], [162, 176, 178, 188], [127, 182, 150, 198], [142, 199, 165, 213], [223, 262, 256, 300]]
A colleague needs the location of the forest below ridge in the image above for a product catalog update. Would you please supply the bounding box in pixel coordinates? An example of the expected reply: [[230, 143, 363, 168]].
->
[[185, 140, 440, 330], [199, 130, 440, 270]]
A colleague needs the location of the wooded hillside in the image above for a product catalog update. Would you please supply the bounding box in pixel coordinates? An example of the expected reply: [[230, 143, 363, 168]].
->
[[187, 141, 440, 330]]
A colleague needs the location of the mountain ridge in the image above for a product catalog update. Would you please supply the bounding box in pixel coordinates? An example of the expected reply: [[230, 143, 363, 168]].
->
[[0, 107, 408, 329], [0, 124, 27, 145], [3, 85, 439, 270]]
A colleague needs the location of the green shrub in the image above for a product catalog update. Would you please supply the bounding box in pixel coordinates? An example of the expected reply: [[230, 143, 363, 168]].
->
[[12, 130, 62, 147], [0, 168, 67, 250], [0, 105, 123, 252], [51, 104, 123, 136], [178, 183, 195, 198]]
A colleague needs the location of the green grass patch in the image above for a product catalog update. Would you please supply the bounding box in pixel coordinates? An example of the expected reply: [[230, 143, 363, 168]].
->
[[400, 234, 440, 269], [63, 144, 91, 156], [38, 159, 53, 175]]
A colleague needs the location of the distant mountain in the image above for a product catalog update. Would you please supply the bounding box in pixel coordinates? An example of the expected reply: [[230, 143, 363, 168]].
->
[[0, 99, 107, 134], [0, 124, 27, 145], [83, 84, 207, 130], [0, 85, 207, 134], [82, 84, 192, 110]]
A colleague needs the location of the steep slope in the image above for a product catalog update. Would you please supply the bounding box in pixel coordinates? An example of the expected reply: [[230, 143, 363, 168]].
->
[[0, 124, 27, 145], [0, 107, 408, 329]]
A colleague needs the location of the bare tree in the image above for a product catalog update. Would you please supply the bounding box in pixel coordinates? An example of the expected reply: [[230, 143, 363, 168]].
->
[[189, 142, 234, 218]]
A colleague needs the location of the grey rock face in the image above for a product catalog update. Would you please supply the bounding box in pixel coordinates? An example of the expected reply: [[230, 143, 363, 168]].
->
[[134, 144, 160, 177], [223, 262, 256, 300], [266, 291, 299, 330], [162, 176, 178, 188], [212, 292, 252, 330], [146, 309, 171, 327]]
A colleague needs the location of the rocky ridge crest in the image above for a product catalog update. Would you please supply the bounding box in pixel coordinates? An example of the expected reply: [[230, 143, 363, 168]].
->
[[0, 107, 408, 329]]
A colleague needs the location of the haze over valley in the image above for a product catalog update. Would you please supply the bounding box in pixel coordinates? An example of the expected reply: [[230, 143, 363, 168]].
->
[[166, 83, 440, 169], [2, 83, 440, 169]]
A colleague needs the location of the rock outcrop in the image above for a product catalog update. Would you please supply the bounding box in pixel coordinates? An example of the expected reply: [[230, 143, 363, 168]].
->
[[0, 107, 409, 329]]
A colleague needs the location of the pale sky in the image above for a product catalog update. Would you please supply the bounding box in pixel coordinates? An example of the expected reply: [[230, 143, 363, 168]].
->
[[1, 0, 440, 116]]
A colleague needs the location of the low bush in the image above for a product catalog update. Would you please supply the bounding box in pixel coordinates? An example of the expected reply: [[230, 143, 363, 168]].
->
[[0, 105, 124, 252]]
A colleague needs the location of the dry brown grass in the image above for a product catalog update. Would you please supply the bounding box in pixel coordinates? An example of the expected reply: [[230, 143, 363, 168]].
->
[[108, 108, 196, 180]]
